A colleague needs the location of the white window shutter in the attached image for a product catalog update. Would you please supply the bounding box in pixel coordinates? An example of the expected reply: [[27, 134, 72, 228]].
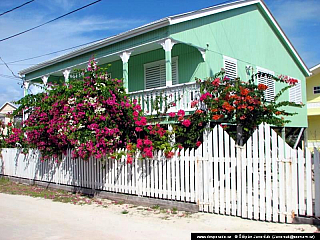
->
[[289, 79, 302, 103], [172, 59, 178, 85], [145, 65, 162, 89], [224, 56, 237, 79], [145, 58, 178, 89], [257, 67, 275, 102]]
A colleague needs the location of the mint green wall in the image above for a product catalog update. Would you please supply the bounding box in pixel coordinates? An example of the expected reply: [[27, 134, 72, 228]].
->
[[99, 44, 205, 92], [169, 4, 307, 127], [172, 44, 206, 83], [128, 48, 164, 91], [101, 60, 122, 80], [127, 44, 205, 91]]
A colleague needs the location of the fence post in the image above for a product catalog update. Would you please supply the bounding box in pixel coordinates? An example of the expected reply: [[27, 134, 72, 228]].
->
[[314, 148, 320, 217]]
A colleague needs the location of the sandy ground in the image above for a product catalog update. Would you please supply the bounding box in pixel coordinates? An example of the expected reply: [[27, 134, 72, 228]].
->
[[0, 193, 318, 240]]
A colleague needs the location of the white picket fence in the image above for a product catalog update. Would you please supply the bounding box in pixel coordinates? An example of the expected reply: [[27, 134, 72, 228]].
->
[[0, 123, 319, 223]]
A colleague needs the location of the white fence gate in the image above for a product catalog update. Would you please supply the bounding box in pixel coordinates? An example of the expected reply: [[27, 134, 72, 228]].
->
[[0, 123, 319, 223]]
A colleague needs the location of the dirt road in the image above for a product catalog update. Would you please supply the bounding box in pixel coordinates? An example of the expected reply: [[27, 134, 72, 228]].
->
[[0, 193, 317, 240]]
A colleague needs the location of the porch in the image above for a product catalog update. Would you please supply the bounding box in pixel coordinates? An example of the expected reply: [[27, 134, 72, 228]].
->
[[21, 37, 207, 116], [129, 81, 200, 116]]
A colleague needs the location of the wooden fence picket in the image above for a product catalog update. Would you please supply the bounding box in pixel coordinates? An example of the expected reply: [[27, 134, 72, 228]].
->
[[213, 125, 219, 214], [224, 130, 230, 216], [246, 137, 253, 219], [265, 124, 272, 222], [271, 129, 278, 222], [219, 126, 225, 215], [1, 122, 319, 223]]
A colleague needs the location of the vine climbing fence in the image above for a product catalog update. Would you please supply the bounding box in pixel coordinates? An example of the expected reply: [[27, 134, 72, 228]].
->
[[1, 123, 319, 223]]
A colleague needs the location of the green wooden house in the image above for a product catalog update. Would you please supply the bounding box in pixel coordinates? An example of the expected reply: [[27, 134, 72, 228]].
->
[[19, 0, 309, 131]]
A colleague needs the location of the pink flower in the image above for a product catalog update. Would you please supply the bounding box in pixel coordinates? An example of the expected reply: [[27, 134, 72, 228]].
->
[[135, 127, 143, 132], [133, 111, 139, 117], [168, 112, 176, 118], [177, 109, 185, 117], [200, 92, 212, 101], [144, 138, 152, 146], [182, 119, 191, 127]]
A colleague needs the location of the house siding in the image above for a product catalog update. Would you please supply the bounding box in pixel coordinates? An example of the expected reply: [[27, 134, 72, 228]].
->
[[169, 4, 307, 127]]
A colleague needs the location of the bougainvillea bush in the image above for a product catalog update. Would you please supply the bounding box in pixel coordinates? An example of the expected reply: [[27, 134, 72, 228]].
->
[[168, 71, 302, 147], [10, 58, 175, 161], [5, 57, 302, 162]]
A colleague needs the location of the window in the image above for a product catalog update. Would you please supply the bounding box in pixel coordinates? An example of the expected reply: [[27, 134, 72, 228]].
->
[[289, 79, 302, 103], [256, 67, 275, 102], [144, 57, 178, 89], [314, 86, 320, 94], [223, 56, 237, 79], [0, 116, 4, 124], [14, 116, 23, 128]]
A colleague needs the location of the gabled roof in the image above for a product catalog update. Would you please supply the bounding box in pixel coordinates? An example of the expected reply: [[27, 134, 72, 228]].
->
[[310, 63, 320, 76], [19, 0, 310, 77], [0, 102, 17, 113]]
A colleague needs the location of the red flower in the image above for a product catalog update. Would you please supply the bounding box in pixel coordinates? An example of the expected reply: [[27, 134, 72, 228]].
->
[[127, 154, 133, 164], [165, 151, 174, 159], [258, 84, 268, 91], [222, 102, 234, 112], [191, 100, 198, 108], [212, 115, 222, 121], [7, 122, 12, 127], [196, 141, 202, 147], [212, 78, 220, 86], [240, 87, 250, 96]]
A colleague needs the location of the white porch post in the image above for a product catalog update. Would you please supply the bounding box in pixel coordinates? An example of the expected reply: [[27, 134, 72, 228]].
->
[[160, 38, 176, 87], [63, 69, 71, 84], [23, 81, 30, 121], [23, 81, 30, 97], [41, 75, 49, 86], [119, 51, 132, 93]]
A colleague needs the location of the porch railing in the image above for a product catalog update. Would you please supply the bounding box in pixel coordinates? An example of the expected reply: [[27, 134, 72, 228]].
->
[[129, 82, 200, 115]]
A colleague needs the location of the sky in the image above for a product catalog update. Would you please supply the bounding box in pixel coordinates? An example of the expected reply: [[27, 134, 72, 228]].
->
[[0, 0, 319, 108]]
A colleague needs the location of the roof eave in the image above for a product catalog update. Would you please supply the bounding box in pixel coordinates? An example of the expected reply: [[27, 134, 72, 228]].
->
[[19, 18, 170, 75]]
